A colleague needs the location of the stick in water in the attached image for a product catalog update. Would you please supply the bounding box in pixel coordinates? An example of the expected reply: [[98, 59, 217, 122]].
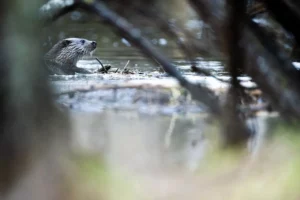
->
[[95, 58, 105, 68], [95, 58, 109, 73], [121, 60, 130, 74]]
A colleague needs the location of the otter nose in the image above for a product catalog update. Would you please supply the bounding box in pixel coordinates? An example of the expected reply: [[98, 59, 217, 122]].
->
[[91, 41, 97, 48]]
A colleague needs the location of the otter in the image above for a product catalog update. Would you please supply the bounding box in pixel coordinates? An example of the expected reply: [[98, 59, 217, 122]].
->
[[45, 38, 97, 75]]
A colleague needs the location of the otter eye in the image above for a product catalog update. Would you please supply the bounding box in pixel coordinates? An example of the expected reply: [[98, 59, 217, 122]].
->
[[80, 39, 85, 45]]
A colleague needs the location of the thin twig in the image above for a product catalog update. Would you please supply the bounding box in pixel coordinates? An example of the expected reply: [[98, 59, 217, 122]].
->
[[95, 57, 110, 73], [95, 58, 105, 68], [121, 60, 130, 74]]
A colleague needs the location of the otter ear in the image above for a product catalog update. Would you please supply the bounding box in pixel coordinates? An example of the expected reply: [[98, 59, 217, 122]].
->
[[62, 40, 71, 47]]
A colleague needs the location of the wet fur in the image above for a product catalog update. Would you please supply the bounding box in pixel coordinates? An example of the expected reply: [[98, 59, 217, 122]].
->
[[44, 38, 97, 75]]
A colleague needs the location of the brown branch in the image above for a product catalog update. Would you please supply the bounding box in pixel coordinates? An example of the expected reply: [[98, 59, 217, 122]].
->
[[222, 0, 251, 146]]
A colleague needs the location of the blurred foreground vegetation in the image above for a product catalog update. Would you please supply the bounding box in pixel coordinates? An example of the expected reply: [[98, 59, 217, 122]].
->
[[1, 0, 300, 200]]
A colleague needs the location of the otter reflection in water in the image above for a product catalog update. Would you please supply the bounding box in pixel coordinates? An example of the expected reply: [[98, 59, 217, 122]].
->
[[45, 38, 97, 75]]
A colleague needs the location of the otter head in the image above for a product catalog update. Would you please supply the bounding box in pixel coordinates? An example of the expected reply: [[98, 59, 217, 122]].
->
[[45, 38, 97, 66]]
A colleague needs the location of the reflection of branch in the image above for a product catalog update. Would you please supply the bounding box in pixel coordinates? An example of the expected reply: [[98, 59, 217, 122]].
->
[[82, 1, 221, 114], [164, 114, 178, 148]]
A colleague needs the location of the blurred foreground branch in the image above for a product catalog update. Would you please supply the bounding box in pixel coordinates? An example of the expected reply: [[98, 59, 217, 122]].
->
[[222, 0, 251, 145], [39, 0, 80, 24], [243, 26, 300, 119], [0, 0, 69, 197]]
